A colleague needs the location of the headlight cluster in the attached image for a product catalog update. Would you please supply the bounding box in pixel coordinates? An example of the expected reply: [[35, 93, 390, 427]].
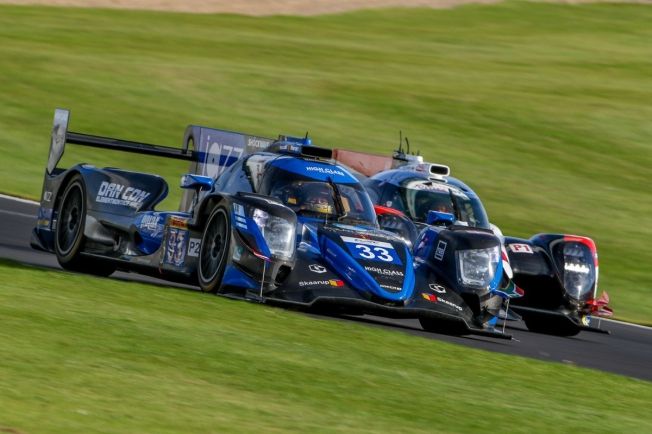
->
[[556, 242, 595, 300], [456, 246, 500, 289], [252, 208, 295, 259]]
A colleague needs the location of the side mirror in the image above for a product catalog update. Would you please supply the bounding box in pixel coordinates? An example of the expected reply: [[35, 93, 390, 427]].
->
[[180, 174, 213, 191], [427, 210, 454, 226]]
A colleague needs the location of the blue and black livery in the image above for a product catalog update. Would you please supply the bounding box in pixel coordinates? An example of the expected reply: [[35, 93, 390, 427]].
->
[[32, 108, 512, 339]]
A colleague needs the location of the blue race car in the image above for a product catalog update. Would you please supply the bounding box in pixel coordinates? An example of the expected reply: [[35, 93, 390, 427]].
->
[[31, 109, 511, 339]]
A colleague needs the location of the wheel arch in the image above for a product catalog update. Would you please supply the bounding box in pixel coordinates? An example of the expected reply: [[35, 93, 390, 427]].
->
[[52, 168, 85, 223], [192, 193, 230, 229]]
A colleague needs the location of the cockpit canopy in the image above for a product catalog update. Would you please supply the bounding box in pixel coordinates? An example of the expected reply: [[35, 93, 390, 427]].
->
[[259, 158, 377, 226], [367, 172, 490, 229]]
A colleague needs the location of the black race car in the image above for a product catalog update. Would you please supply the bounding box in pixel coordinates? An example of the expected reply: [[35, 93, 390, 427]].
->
[[335, 145, 612, 336], [31, 109, 512, 339]]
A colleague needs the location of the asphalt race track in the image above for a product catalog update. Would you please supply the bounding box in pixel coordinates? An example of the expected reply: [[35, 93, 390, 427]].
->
[[1, 194, 650, 381]]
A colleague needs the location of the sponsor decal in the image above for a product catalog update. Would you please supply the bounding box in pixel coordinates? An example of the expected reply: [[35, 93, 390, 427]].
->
[[96, 181, 151, 209], [247, 137, 270, 149], [440, 298, 463, 312], [306, 166, 345, 177], [43, 191, 53, 202], [233, 203, 248, 229], [380, 284, 402, 292], [434, 240, 447, 261], [364, 266, 404, 277], [309, 264, 327, 274], [299, 279, 344, 287], [140, 214, 160, 231], [421, 292, 463, 311], [341, 237, 388, 247], [278, 143, 301, 153], [581, 316, 591, 326], [187, 238, 201, 257], [509, 243, 533, 254], [341, 236, 401, 265], [169, 216, 189, 230], [421, 293, 438, 302], [164, 228, 188, 267], [138, 214, 164, 238], [201, 136, 246, 179], [429, 283, 446, 293], [413, 182, 449, 192]]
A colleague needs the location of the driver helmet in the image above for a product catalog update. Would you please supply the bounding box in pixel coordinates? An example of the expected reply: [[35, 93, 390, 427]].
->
[[433, 201, 453, 214], [301, 183, 335, 214]]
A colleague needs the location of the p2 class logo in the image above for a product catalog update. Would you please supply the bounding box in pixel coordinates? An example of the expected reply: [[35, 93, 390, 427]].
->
[[309, 264, 327, 274], [187, 238, 201, 257], [341, 236, 402, 265]]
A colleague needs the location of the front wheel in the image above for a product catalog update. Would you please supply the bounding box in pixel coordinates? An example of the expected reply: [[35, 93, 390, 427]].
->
[[54, 175, 115, 277], [198, 206, 231, 293], [523, 315, 580, 337]]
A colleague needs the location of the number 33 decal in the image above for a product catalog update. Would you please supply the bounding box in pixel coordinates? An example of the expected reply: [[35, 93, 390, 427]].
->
[[355, 244, 394, 262]]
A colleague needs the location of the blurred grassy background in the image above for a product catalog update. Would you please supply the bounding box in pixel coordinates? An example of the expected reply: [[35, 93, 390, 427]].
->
[[0, 2, 650, 323], [1, 259, 651, 433]]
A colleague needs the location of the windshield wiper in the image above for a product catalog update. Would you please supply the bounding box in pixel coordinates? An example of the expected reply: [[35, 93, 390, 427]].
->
[[449, 189, 461, 222]]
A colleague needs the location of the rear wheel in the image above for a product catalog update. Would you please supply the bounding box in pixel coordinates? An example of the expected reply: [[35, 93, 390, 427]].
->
[[54, 175, 115, 277], [198, 206, 231, 293]]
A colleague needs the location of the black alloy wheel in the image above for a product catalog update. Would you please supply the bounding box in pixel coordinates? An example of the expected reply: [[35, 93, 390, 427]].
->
[[54, 175, 115, 276], [198, 206, 230, 293]]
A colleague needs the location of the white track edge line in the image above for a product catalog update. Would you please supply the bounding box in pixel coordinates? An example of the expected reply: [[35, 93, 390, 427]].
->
[[599, 318, 652, 331], [0, 193, 39, 205], [0, 193, 650, 331], [0, 209, 36, 219]]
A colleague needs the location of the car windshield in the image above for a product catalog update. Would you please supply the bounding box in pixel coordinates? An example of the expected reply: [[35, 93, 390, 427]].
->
[[381, 179, 490, 228], [262, 167, 377, 226]]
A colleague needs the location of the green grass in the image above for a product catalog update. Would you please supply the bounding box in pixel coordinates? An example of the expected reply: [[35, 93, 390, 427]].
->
[[0, 259, 650, 433], [0, 2, 650, 323]]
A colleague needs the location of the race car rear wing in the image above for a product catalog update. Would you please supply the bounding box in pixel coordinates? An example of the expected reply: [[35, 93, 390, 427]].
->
[[48, 108, 277, 211], [47, 108, 196, 175], [48, 109, 281, 175], [47, 108, 332, 211]]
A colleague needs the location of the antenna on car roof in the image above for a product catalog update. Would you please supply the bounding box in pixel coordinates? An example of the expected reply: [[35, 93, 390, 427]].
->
[[398, 130, 403, 154], [406, 137, 411, 155]]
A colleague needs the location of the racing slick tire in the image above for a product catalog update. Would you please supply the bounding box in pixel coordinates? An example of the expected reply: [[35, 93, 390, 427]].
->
[[522, 314, 580, 337], [54, 175, 116, 277], [198, 205, 231, 293], [419, 318, 467, 336]]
